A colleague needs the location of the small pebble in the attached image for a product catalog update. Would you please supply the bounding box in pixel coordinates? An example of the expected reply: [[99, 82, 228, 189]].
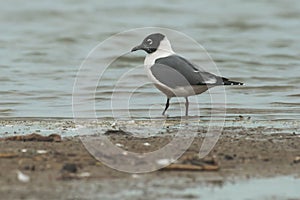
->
[[143, 142, 150, 146], [115, 143, 123, 147], [156, 158, 173, 166], [224, 154, 234, 160], [293, 156, 300, 164], [61, 163, 77, 173], [78, 172, 91, 178], [17, 170, 30, 183], [132, 174, 139, 179], [21, 149, 27, 153], [111, 122, 117, 129], [36, 150, 47, 154]]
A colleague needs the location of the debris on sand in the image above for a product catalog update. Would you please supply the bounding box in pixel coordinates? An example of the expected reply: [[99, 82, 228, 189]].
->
[[163, 163, 218, 171], [161, 155, 219, 171], [36, 150, 47, 154], [21, 149, 27, 153], [156, 158, 175, 166], [17, 170, 30, 183], [61, 163, 77, 173], [58, 163, 91, 180], [78, 172, 91, 178], [115, 143, 124, 147], [58, 172, 91, 180], [0, 153, 18, 158], [18, 158, 36, 171], [104, 129, 131, 136], [224, 154, 234, 160], [143, 142, 151, 146], [0, 133, 61, 142], [293, 156, 300, 164]]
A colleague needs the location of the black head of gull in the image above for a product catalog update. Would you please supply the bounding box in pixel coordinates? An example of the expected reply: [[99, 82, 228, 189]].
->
[[131, 33, 165, 54]]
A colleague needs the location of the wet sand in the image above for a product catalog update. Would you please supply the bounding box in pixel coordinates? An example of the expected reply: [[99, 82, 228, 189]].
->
[[0, 119, 300, 199]]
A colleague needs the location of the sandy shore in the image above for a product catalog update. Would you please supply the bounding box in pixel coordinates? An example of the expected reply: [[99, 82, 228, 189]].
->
[[0, 120, 300, 199]]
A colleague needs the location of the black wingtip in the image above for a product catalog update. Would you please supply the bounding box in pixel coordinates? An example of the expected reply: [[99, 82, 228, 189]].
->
[[222, 78, 244, 86], [231, 82, 244, 85]]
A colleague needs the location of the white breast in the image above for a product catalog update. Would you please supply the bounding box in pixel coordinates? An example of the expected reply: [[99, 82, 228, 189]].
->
[[143, 37, 176, 97]]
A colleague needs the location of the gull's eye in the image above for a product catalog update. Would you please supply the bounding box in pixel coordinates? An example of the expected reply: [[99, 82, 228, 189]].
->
[[146, 38, 153, 45]]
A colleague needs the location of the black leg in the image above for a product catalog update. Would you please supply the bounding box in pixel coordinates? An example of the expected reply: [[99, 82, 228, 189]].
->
[[162, 98, 170, 116], [185, 97, 189, 116]]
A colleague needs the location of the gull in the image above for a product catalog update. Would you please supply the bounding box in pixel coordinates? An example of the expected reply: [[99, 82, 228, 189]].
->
[[131, 33, 243, 116]]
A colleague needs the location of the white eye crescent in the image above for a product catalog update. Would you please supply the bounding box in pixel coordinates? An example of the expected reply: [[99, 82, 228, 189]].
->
[[146, 38, 153, 45]]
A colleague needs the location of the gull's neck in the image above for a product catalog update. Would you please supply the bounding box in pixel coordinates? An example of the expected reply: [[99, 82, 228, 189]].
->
[[144, 37, 175, 67]]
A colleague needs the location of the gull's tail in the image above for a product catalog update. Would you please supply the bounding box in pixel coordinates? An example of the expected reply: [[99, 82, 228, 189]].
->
[[222, 78, 244, 85]]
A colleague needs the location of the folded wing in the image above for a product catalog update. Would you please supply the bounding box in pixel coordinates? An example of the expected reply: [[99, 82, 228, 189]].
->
[[150, 55, 223, 89]]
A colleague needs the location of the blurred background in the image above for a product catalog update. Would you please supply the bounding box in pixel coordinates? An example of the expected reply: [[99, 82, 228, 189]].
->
[[0, 0, 299, 120]]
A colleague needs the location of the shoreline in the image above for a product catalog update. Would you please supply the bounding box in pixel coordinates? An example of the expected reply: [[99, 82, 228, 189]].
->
[[0, 120, 300, 199]]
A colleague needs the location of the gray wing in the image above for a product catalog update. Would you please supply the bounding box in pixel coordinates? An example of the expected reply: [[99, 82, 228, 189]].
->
[[150, 55, 222, 88]]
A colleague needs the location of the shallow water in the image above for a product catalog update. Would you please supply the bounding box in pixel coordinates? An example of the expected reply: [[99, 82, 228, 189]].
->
[[67, 175, 300, 200], [0, 0, 300, 121]]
